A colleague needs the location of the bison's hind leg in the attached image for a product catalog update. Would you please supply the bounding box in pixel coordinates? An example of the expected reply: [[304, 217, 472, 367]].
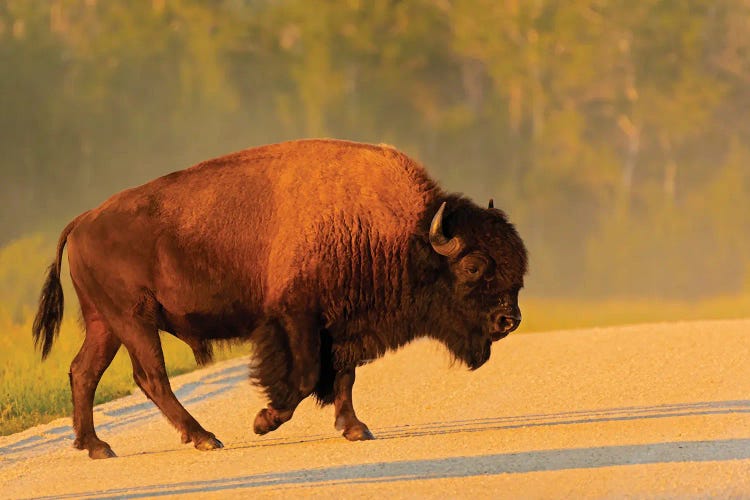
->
[[69, 292, 122, 459], [102, 292, 223, 452], [120, 321, 223, 451]]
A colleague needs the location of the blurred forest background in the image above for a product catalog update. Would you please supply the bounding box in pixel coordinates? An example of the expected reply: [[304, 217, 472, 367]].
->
[[1, 0, 750, 435], [2, 0, 750, 304]]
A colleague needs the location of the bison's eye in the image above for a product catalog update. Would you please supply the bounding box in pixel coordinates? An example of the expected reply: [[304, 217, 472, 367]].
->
[[459, 253, 489, 281]]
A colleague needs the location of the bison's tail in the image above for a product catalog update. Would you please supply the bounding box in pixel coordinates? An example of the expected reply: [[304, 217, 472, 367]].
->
[[32, 215, 82, 360]]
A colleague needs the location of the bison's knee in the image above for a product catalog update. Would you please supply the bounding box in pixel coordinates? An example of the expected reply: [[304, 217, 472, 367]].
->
[[297, 369, 318, 396]]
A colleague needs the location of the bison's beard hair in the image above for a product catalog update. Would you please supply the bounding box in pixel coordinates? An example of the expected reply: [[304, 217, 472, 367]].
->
[[432, 327, 492, 371]]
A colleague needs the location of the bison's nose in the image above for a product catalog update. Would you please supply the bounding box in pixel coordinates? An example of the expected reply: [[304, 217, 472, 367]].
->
[[491, 313, 521, 341], [499, 314, 521, 333]]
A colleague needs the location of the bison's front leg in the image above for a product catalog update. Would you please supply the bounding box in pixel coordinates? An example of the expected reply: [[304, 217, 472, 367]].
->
[[282, 312, 321, 396], [334, 367, 374, 441], [252, 313, 320, 436]]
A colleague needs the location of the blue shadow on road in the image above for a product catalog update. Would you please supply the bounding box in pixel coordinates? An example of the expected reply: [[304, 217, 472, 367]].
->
[[30, 437, 750, 499]]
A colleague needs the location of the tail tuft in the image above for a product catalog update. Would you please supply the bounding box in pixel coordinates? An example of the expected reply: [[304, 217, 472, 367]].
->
[[32, 263, 65, 360]]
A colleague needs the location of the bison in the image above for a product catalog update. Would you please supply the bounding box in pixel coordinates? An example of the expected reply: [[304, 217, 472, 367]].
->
[[33, 139, 528, 459]]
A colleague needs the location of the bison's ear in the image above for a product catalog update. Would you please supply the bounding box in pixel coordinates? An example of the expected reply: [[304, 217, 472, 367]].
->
[[488, 198, 494, 209]]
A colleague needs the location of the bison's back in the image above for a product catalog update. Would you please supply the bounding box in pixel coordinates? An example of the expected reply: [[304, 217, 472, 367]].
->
[[68, 140, 440, 318], [148, 139, 437, 239]]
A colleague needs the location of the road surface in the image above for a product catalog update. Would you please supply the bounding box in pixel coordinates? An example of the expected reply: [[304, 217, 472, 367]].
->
[[1, 319, 749, 498]]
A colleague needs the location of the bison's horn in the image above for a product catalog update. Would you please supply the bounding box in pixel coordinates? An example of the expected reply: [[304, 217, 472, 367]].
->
[[429, 202, 464, 258], [488, 198, 494, 209]]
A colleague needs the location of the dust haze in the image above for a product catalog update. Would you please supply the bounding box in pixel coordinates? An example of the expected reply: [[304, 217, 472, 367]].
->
[[1, 2, 749, 302]]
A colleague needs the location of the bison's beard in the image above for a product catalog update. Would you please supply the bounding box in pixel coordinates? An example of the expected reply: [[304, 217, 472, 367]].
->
[[435, 328, 492, 370], [465, 337, 492, 370]]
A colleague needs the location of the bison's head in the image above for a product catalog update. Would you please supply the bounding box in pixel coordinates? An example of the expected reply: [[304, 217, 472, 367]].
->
[[429, 199, 528, 369]]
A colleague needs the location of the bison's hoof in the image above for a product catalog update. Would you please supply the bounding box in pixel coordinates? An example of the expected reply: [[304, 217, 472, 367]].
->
[[343, 424, 375, 441], [195, 435, 224, 451], [75, 437, 116, 459], [88, 445, 117, 459]]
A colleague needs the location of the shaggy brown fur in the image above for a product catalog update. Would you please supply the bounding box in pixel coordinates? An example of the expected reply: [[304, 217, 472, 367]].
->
[[32, 139, 528, 459]]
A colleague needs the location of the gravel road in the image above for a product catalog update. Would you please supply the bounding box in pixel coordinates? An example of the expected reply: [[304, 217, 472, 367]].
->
[[1, 319, 749, 498]]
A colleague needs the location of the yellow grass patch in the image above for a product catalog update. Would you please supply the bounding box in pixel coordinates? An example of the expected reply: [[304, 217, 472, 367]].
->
[[520, 295, 750, 333], [0, 311, 251, 436]]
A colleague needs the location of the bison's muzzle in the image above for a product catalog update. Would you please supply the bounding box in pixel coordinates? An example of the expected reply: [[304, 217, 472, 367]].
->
[[490, 312, 521, 341]]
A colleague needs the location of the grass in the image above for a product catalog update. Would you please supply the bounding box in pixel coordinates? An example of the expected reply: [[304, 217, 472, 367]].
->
[[0, 310, 252, 436]]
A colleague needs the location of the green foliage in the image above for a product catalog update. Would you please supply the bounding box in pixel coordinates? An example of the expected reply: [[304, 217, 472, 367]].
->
[[1, 2, 749, 296], [0, 234, 53, 322]]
